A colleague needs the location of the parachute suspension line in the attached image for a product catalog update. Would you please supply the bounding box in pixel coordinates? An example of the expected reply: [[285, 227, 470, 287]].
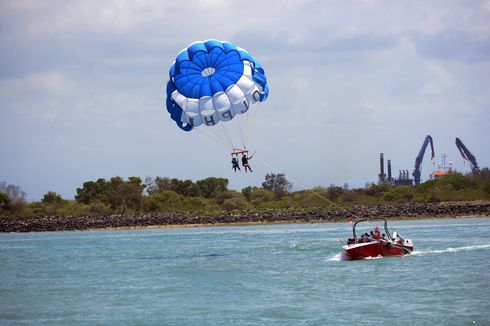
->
[[243, 105, 259, 149], [200, 122, 234, 150], [242, 107, 252, 147], [194, 127, 233, 150], [234, 113, 246, 150], [202, 125, 228, 148], [217, 122, 235, 149], [239, 114, 247, 150], [210, 125, 233, 149], [195, 129, 232, 150], [253, 155, 362, 220]]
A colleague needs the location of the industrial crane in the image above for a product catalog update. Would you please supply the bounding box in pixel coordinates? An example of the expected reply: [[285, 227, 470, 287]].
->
[[455, 137, 479, 173], [413, 135, 435, 185]]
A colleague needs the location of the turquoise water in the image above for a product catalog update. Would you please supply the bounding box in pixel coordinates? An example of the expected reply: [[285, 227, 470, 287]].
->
[[1, 218, 489, 325]]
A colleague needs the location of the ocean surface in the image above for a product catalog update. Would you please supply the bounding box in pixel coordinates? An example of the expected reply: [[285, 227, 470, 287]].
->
[[1, 217, 489, 325]]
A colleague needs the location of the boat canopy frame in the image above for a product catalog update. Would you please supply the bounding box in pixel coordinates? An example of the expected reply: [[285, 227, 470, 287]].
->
[[352, 218, 393, 240]]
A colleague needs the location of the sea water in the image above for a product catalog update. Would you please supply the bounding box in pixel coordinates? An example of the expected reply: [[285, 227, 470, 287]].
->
[[1, 217, 489, 325]]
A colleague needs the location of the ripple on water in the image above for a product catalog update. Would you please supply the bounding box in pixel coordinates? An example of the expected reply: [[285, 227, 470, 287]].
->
[[0, 217, 489, 325]]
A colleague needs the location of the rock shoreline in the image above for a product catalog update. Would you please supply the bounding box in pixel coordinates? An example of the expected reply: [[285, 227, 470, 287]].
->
[[1, 201, 489, 232]]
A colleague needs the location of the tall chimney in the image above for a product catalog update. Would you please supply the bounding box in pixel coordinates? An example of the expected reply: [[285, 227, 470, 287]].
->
[[387, 160, 392, 182], [379, 153, 385, 183]]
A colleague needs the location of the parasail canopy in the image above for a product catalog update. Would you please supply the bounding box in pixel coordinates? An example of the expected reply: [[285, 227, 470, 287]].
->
[[165, 39, 269, 151]]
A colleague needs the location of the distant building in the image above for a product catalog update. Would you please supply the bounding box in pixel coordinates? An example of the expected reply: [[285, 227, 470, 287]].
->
[[378, 153, 413, 186]]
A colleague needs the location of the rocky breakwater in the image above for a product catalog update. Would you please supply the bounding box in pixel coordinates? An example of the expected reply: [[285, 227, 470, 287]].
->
[[1, 201, 489, 232]]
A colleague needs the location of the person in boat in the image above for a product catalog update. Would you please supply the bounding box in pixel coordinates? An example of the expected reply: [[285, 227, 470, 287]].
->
[[368, 231, 374, 242], [361, 233, 369, 243], [241, 154, 253, 172], [231, 156, 241, 172], [373, 226, 381, 239]]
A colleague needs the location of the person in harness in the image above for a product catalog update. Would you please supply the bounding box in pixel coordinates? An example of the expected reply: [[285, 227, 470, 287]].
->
[[231, 156, 241, 172], [241, 153, 253, 172]]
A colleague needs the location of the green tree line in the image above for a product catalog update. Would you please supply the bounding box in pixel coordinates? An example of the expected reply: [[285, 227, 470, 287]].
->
[[1, 169, 490, 217]]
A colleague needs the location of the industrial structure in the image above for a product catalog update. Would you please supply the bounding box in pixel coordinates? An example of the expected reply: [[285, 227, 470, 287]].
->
[[378, 153, 413, 186], [429, 153, 452, 180], [377, 135, 480, 186], [378, 153, 386, 184], [413, 135, 435, 185], [428, 137, 480, 181], [455, 137, 479, 173], [395, 169, 412, 186]]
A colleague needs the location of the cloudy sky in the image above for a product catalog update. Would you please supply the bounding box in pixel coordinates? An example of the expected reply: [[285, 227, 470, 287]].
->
[[1, 0, 489, 200]]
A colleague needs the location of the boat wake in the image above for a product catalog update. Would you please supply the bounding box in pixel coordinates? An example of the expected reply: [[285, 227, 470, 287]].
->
[[289, 241, 305, 250], [328, 244, 490, 261], [327, 253, 341, 261], [327, 253, 385, 261], [364, 255, 383, 260], [413, 244, 490, 256]]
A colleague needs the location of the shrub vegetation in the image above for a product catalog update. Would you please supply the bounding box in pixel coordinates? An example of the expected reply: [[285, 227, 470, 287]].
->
[[1, 169, 489, 217]]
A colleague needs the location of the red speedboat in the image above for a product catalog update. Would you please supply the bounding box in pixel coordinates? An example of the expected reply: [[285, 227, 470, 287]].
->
[[341, 219, 413, 260]]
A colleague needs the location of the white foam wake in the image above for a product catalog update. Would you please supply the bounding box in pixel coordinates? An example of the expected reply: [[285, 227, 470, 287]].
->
[[328, 253, 341, 261], [364, 255, 384, 260], [412, 244, 490, 256]]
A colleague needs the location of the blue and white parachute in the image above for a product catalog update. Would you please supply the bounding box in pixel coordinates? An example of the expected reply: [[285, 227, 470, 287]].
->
[[166, 40, 269, 150]]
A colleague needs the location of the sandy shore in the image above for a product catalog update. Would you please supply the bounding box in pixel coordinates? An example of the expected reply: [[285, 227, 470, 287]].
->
[[1, 200, 489, 232], [96, 214, 489, 232]]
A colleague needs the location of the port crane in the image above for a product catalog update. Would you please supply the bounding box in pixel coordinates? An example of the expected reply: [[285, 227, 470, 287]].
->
[[455, 137, 479, 173], [412, 135, 435, 185]]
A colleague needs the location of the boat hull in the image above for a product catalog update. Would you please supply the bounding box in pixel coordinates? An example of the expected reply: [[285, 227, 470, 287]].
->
[[341, 241, 413, 260]]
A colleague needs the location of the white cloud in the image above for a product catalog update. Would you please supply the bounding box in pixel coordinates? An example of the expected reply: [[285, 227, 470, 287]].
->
[[289, 76, 313, 94], [0, 71, 71, 123], [12, 100, 61, 123], [397, 36, 417, 56], [421, 80, 443, 96], [359, 98, 381, 113], [0, 71, 72, 96], [421, 63, 455, 96], [1, 0, 490, 199], [484, 0, 490, 11], [426, 63, 453, 84]]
